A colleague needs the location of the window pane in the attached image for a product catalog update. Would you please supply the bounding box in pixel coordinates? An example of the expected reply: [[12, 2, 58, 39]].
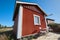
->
[[34, 14, 41, 25], [35, 16, 39, 24]]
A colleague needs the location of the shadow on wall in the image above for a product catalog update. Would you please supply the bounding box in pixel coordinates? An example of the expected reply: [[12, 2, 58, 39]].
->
[[58, 37, 60, 40]]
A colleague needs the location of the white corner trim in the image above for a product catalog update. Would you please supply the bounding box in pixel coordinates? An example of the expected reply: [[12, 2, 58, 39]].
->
[[44, 16, 48, 32], [33, 14, 41, 25], [17, 5, 23, 39]]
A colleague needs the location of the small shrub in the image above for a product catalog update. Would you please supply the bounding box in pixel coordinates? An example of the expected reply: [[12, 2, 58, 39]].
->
[[48, 23, 60, 32]]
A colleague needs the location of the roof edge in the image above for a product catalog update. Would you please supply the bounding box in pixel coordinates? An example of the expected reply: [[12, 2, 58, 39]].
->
[[13, 1, 47, 21], [16, 1, 37, 5], [16, 1, 47, 16]]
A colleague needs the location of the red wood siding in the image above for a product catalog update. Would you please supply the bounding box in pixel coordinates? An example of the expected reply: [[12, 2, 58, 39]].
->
[[22, 7, 46, 36], [23, 5, 41, 13]]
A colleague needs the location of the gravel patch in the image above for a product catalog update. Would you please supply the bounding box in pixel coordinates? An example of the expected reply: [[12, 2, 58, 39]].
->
[[32, 32, 60, 40]]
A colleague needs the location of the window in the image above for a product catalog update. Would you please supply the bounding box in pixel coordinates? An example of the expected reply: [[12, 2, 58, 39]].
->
[[34, 14, 41, 25]]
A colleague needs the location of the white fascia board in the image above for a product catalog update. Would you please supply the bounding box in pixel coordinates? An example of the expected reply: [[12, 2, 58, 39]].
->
[[16, 1, 37, 5], [37, 5, 47, 16], [17, 4, 23, 39]]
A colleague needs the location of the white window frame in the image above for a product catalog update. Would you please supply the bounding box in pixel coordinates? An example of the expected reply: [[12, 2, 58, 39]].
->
[[33, 14, 41, 25]]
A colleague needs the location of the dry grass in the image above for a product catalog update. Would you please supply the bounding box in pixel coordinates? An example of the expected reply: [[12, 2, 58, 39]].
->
[[0, 28, 14, 40], [0, 34, 8, 40], [0, 28, 13, 32]]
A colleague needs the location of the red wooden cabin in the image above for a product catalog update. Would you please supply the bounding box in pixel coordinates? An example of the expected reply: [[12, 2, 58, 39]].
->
[[13, 1, 47, 39]]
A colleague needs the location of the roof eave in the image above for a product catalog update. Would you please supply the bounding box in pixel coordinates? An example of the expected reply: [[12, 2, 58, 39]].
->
[[13, 1, 47, 21], [16, 1, 47, 16], [16, 1, 37, 5]]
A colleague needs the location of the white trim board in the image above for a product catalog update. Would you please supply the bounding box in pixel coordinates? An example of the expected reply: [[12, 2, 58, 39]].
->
[[33, 14, 41, 25], [44, 16, 48, 33], [17, 5, 23, 39], [16, 1, 37, 5]]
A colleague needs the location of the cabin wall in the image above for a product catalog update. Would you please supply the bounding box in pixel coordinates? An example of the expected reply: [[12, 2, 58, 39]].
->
[[13, 14, 18, 35], [22, 7, 46, 36]]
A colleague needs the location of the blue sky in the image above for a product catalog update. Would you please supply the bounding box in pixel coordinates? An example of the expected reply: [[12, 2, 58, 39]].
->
[[0, 0, 60, 26]]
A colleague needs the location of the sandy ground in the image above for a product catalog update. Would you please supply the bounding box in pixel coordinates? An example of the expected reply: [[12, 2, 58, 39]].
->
[[32, 32, 60, 40]]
